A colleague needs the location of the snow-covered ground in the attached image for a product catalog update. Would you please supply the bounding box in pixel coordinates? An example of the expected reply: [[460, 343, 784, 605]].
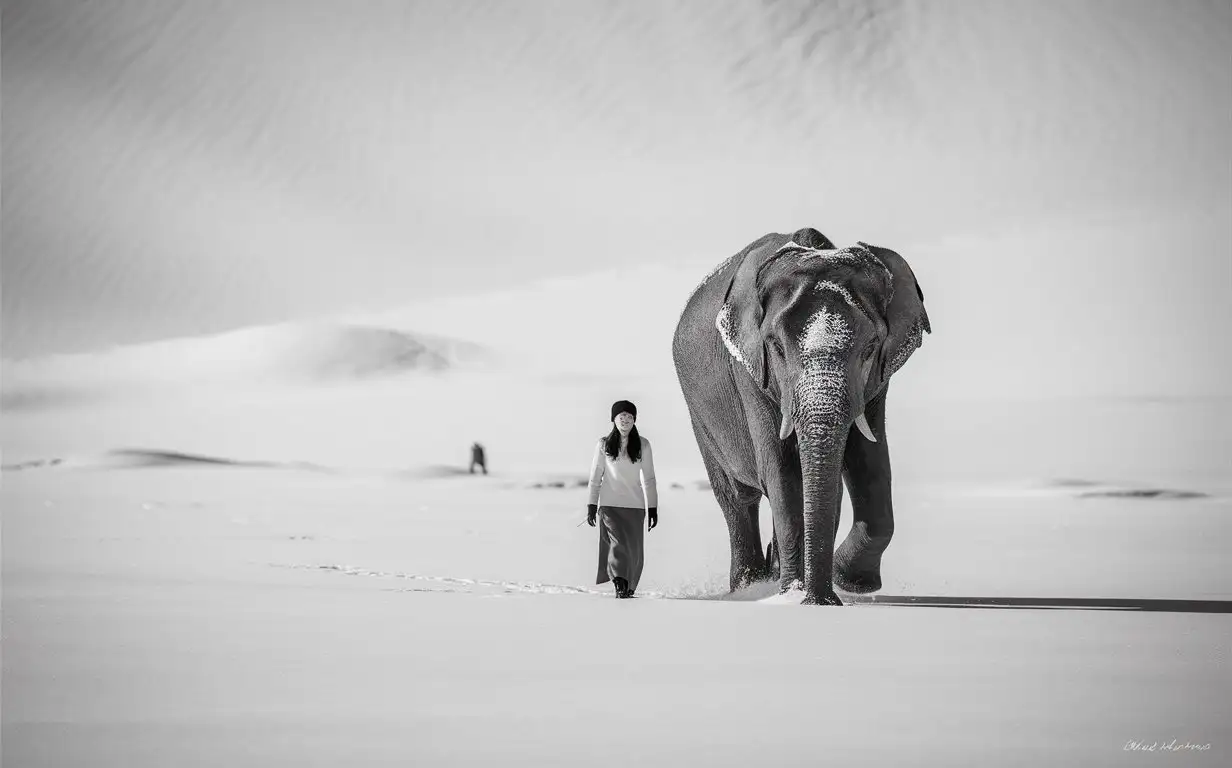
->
[[3, 379, 1230, 766], [3, 263, 1230, 767]]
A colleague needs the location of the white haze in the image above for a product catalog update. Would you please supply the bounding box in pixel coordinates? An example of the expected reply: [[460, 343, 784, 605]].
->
[[3, 1, 1230, 399]]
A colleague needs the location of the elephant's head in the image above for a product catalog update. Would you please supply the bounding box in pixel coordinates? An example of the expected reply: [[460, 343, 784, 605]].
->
[[717, 227, 930, 599], [721, 229, 929, 440]]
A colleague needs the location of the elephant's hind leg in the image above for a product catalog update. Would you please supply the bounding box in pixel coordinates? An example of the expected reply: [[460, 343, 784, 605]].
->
[[835, 388, 894, 594], [728, 496, 767, 590]]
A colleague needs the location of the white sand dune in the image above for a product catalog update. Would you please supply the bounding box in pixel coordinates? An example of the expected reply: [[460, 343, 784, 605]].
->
[[0, 321, 495, 411], [5, 1, 1230, 363], [3, 456, 1229, 767], [0, 448, 333, 474], [3, 263, 1230, 766]]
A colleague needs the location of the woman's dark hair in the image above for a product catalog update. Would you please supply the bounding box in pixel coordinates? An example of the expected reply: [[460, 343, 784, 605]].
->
[[604, 424, 642, 462]]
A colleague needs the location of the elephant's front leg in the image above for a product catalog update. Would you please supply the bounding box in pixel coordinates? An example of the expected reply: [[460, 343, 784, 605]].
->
[[759, 442, 806, 592], [834, 387, 894, 594]]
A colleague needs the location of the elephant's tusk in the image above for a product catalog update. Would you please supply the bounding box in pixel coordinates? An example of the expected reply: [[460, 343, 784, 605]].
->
[[778, 378, 797, 441], [854, 412, 876, 442], [779, 411, 796, 440]]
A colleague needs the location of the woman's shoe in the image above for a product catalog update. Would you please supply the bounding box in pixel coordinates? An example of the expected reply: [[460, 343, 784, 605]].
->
[[613, 577, 629, 598]]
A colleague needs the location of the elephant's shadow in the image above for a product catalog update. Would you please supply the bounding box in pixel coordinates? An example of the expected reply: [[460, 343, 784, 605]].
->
[[671, 586, 1232, 613]]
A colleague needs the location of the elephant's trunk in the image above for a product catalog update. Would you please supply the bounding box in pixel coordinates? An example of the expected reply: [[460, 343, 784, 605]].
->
[[797, 418, 846, 604], [790, 353, 866, 605]]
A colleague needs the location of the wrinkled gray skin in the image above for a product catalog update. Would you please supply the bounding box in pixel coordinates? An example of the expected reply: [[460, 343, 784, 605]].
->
[[672, 228, 930, 605]]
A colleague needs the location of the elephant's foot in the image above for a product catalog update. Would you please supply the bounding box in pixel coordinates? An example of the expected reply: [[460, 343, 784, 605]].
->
[[776, 576, 842, 605], [765, 539, 780, 582], [833, 568, 882, 594], [833, 536, 889, 594], [801, 588, 844, 606], [729, 561, 771, 592]]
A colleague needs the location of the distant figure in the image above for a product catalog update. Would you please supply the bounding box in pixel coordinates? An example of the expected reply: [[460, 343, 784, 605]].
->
[[586, 400, 658, 599], [469, 442, 487, 475]]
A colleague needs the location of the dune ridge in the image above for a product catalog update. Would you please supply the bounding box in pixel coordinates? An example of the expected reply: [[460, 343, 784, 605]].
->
[[1, 448, 328, 473], [1, 321, 496, 411]]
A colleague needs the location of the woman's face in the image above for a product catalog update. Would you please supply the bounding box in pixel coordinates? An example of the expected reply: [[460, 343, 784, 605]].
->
[[614, 412, 636, 434]]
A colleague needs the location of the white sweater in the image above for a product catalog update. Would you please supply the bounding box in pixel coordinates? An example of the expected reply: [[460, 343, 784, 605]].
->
[[586, 435, 658, 509]]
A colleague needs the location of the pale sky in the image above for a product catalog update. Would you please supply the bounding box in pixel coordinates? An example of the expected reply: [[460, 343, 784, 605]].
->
[[2, 0, 1230, 398]]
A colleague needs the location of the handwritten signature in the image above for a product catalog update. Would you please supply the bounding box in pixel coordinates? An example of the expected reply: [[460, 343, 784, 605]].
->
[[1124, 740, 1212, 753]]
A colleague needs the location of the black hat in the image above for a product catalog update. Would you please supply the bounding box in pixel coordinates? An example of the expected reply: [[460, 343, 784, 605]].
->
[[611, 400, 637, 421]]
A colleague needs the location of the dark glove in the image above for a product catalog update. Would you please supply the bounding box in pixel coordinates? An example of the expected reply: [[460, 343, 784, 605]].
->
[[586, 504, 598, 527], [648, 507, 658, 530]]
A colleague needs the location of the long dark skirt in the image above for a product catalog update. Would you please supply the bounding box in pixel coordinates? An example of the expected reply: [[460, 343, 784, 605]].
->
[[596, 505, 646, 593]]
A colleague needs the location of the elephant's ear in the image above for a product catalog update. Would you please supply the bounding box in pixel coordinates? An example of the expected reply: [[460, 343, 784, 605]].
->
[[718, 239, 778, 390], [861, 243, 931, 382]]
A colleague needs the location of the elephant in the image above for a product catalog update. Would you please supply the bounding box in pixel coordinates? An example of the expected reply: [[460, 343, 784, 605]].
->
[[672, 227, 930, 605]]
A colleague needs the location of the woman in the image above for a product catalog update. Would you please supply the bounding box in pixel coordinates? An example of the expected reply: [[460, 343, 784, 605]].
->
[[586, 399, 658, 599]]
